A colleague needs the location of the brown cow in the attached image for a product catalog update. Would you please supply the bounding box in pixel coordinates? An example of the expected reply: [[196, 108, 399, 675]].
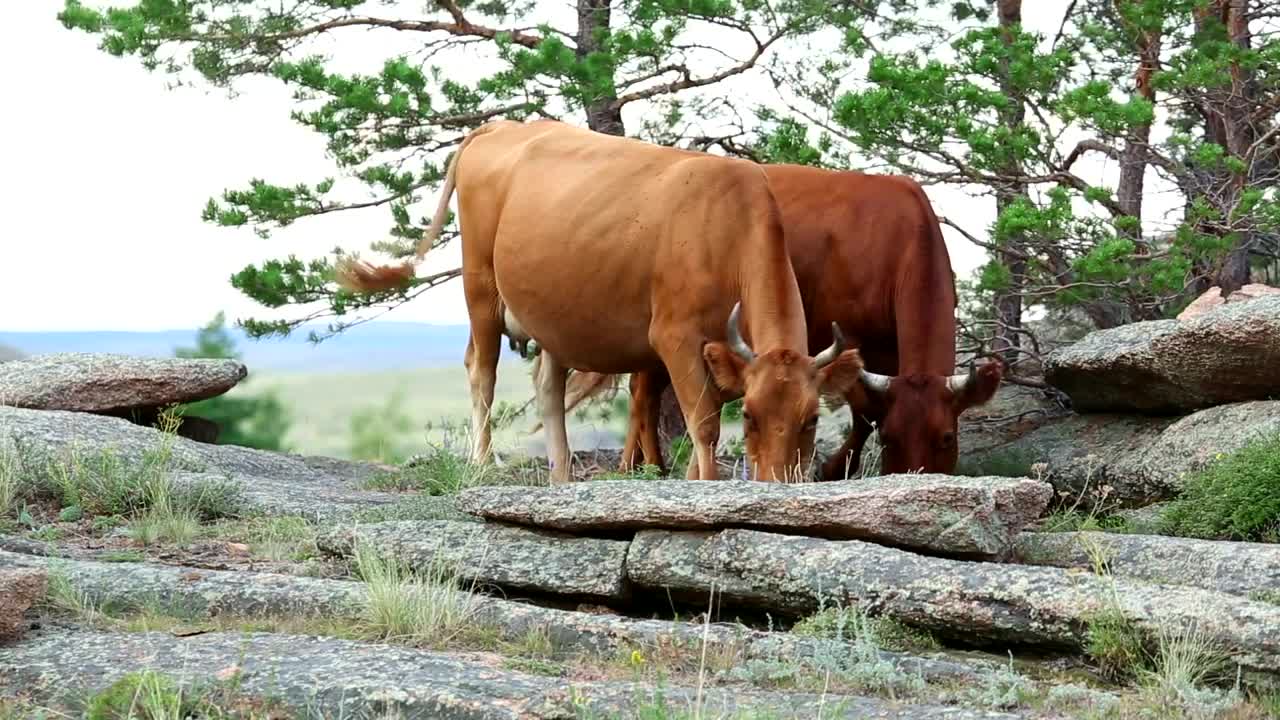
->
[[560, 163, 1003, 478], [336, 121, 863, 484]]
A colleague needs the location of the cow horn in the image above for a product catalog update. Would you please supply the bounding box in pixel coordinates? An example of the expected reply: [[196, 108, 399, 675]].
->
[[859, 369, 892, 395], [726, 302, 756, 362], [946, 363, 978, 394], [813, 321, 847, 369]]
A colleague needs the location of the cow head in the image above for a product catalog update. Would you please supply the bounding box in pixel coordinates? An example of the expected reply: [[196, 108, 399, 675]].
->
[[704, 303, 863, 482], [858, 359, 1003, 475]]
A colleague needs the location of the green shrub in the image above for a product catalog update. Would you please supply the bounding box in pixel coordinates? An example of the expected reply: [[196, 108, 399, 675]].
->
[[1159, 433, 1280, 541]]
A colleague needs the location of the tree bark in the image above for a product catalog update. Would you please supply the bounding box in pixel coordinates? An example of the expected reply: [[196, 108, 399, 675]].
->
[[577, 0, 625, 137], [1088, 0, 1164, 326], [992, 0, 1028, 366], [1189, 0, 1256, 294]]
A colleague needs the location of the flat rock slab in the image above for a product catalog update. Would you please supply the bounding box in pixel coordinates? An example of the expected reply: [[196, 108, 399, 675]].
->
[[0, 550, 984, 685], [1013, 531, 1280, 598], [0, 407, 396, 520], [0, 628, 1036, 719], [0, 567, 46, 641], [1043, 295, 1280, 413], [0, 352, 246, 413], [626, 529, 1280, 674], [0, 549, 366, 620], [462, 475, 1052, 559], [318, 520, 631, 602]]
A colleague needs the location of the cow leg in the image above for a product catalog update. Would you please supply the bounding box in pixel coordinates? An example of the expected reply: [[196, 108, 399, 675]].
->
[[636, 369, 668, 473], [821, 411, 875, 481], [619, 373, 646, 472], [655, 349, 723, 480], [462, 281, 504, 466], [535, 352, 572, 485], [621, 369, 668, 474]]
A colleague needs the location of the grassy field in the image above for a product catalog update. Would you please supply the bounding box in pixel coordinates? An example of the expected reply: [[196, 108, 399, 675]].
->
[[247, 361, 632, 462]]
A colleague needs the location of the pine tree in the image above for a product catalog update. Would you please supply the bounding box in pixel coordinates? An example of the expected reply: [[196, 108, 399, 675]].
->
[[174, 313, 292, 451]]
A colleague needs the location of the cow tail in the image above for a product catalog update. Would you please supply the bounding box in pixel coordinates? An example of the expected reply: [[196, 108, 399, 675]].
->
[[334, 122, 497, 293]]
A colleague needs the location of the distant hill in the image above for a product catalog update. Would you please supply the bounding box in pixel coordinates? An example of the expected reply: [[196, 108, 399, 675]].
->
[[0, 322, 525, 373], [0, 343, 24, 362]]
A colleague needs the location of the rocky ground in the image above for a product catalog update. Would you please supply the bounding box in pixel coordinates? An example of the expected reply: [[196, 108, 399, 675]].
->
[[2, 405, 1279, 720]]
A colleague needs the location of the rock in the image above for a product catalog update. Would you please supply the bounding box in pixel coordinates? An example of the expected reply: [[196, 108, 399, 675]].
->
[[0, 549, 985, 685], [1176, 286, 1228, 321], [1013, 531, 1280, 598], [0, 549, 365, 620], [169, 471, 400, 520], [0, 627, 1038, 719], [317, 520, 631, 602], [460, 475, 1053, 559], [625, 529, 1280, 674], [958, 401, 1280, 507], [1043, 295, 1280, 413], [1178, 284, 1280, 321], [1137, 400, 1280, 489], [0, 568, 47, 641], [1227, 282, 1280, 303], [0, 407, 396, 520], [1111, 503, 1173, 533], [958, 412, 1175, 506], [0, 536, 59, 557], [0, 352, 246, 414]]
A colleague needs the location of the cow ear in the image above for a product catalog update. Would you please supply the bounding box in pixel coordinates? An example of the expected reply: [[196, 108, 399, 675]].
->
[[817, 349, 865, 408], [955, 359, 1004, 412], [703, 342, 747, 395]]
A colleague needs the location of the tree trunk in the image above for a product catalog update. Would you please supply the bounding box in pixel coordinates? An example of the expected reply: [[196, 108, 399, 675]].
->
[[1101, 0, 1164, 325], [1190, 0, 1256, 294], [992, 0, 1028, 366], [577, 0, 625, 137]]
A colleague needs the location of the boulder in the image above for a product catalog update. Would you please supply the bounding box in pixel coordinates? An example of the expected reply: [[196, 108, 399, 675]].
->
[[958, 412, 1175, 506], [0, 352, 246, 414], [317, 520, 631, 602], [1043, 295, 1280, 413], [460, 475, 1053, 559], [1177, 283, 1280, 321], [1013, 531, 1280, 598], [1137, 400, 1280, 489], [625, 529, 1280, 674], [0, 407, 396, 520], [957, 400, 1280, 507], [0, 568, 47, 641], [0, 628, 1037, 719]]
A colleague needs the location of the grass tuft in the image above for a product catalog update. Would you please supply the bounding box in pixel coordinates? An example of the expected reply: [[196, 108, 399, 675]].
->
[[353, 540, 482, 647], [1159, 433, 1280, 542]]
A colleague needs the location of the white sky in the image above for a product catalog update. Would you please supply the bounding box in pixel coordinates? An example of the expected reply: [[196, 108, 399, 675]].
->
[[1, 0, 1173, 332]]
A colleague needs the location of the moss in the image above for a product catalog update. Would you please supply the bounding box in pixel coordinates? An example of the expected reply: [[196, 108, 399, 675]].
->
[[1159, 433, 1280, 542]]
